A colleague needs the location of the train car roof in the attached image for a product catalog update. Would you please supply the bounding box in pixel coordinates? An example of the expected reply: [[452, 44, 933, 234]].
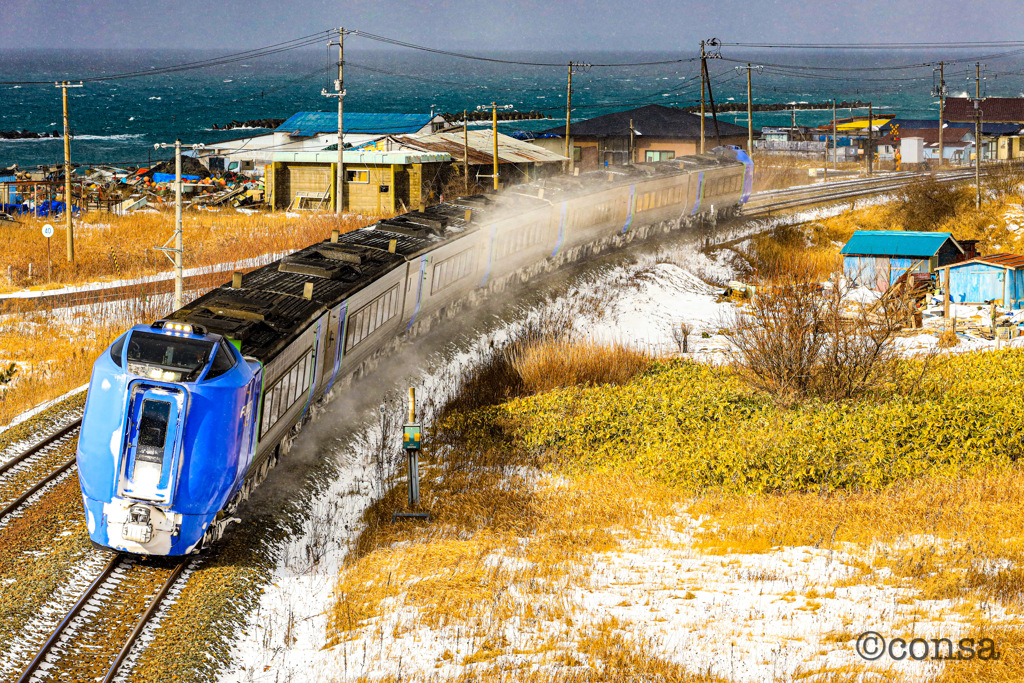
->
[[166, 148, 747, 364]]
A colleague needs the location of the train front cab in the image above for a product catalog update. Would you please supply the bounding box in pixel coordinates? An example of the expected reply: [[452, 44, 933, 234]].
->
[[77, 321, 261, 556]]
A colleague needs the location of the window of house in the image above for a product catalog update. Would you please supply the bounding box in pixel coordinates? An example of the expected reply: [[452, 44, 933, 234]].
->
[[573, 146, 583, 162], [645, 150, 675, 162], [346, 169, 369, 183]]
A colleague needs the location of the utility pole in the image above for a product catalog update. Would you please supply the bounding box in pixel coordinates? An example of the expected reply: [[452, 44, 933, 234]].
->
[[629, 119, 635, 164], [832, 98, 838, 173], [154, 140, 204, 310], [934, 61, 946, 166], [565, 62, 573, 173], [746, 63, 753, 154], [476, 103, 512, 190], [463, 109, 469, 194], [974, 98, 982, 209], [867, 102, 873, 177], [564, 61, 590, 173], [56, 81, 82, 263], [700, 41, 706, 154], [699, 39, 723, 151], [492, 102, 499, 190], [321, 28, 345, 216]]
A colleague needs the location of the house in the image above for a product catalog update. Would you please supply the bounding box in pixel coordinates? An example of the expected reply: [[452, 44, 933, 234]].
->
[[873, 128, 974, 162], [938, 99, 1024, 160], [539, 104, 748, 170], [841, 230, 964, 291], [935, 253, 1024, 309], [267, 149, 451, 215], [201, 112, 446, 175], [365, 130, 567, 188]]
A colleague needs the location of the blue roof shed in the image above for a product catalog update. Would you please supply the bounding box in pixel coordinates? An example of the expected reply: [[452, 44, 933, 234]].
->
[[276, 112, 436, 137], [842, 230, 963, 291]]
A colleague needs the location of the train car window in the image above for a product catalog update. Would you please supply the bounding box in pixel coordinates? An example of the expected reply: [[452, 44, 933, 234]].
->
[[431, 249, 475, 295], [204, 340, 238, 381], [346, 285, 401, 350], [109, 333, 127, 367], [126, 331, 214, 382]]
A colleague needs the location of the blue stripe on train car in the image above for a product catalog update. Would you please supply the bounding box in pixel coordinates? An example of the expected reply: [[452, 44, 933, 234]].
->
[[691, 172, 705, 215], [736, 148, 755, 203], [325, 301, 348, 392], [552, 202, 568, 256], [622, 184, 636, 234]]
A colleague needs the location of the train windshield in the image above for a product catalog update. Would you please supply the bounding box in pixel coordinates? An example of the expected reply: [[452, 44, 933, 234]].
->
[[126, 331, 214, 382]]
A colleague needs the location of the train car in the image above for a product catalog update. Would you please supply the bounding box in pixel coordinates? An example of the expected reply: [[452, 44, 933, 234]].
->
[[76, 146, 752, 556]]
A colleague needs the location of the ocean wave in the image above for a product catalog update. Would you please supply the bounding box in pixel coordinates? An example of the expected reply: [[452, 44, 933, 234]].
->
[[76, 133, 145, 141]]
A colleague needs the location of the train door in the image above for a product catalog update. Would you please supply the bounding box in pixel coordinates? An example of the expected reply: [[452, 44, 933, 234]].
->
[[322, 302, 347, 392], [237, 373, 260, 481]]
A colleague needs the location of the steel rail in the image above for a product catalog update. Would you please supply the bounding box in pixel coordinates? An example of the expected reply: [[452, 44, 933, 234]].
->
[[0, 419, 81, 477], [100, 560, 189, 683], [16, 553, 121, 683], [0, 455, 78, 520], [14, 556, 189, 683]]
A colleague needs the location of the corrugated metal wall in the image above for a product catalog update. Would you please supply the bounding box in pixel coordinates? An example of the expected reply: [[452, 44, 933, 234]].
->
[[948, 263, 1024, 307]]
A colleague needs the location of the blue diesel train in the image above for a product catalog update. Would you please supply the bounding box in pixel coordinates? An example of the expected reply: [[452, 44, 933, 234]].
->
[[77, 147, 753, 555]]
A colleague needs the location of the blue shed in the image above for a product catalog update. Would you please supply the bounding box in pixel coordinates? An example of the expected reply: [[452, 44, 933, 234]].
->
[[841, 230, 964, 291], [935, 253, 1024, 309]]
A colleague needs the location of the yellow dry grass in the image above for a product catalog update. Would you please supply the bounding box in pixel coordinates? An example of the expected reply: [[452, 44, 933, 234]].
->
[[0, 208, 380, 293], [507, 338, 654, 394], [0, 296, 167, 425], [690, 469, 1024, 610]]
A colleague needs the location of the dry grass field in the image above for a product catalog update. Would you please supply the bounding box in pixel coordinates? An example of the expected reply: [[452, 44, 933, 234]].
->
[[0, 208, 378, 293]]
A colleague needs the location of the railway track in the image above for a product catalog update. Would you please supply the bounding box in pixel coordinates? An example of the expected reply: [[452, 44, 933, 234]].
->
[[15, 554, 190, 683], [743, 168, 984, 218], [0, 419, 82, 522]]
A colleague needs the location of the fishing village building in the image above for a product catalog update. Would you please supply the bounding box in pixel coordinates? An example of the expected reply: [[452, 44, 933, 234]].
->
[[841, 230, 966, 291], [541, 104, 748, 171]]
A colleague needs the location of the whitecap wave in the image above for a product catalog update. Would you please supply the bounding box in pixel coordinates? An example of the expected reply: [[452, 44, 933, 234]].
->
[[74, 133, 146, 141]]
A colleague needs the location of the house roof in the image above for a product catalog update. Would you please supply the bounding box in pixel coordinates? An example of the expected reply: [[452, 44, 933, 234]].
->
[[539, 104, 747, 140], [276, 112, 436, 137], [943, 98, 1024, 124], [368, 130, 567, 164], [271, 150, 451, 165], [876, 128, 972, 145], [841, 230, 963, 258], [937, 252, 1024, 270]]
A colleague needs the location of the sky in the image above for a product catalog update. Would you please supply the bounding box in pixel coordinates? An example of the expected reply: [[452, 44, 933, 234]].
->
[[1, 0, 1023, 52]]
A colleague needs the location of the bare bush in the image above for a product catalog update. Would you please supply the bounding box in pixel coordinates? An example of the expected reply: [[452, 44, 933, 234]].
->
[[670, 322, 693, 354], [893, 178, 973, 231], [724, 271, 926, 403]]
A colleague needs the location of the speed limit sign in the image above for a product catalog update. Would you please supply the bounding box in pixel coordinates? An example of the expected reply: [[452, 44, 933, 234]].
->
[[42, 224, 54, 238]]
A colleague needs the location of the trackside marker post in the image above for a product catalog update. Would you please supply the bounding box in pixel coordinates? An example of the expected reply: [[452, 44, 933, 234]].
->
[[394, 387, 429, 522], [42, 223, 54, 283]]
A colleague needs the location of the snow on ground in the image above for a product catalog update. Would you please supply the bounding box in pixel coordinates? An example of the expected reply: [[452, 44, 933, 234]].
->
[[216, 209, 1012, 683]]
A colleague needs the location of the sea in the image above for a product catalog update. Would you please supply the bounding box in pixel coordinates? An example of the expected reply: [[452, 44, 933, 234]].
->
[[2, 46, 1024, 170]]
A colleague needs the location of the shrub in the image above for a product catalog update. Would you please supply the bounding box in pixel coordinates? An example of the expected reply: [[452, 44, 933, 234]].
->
[[436, 350, 1024, 495]]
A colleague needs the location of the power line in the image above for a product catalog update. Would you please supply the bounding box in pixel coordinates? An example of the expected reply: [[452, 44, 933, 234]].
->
[[350, 30, 700, 67], [0, 30, 338, 85], [721, 40, 1024, 50]]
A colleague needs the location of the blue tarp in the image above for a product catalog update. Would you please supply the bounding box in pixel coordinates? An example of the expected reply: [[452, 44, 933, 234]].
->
[[152, 172, 200, 183], [2, 201, 82, 217], [276, 112, 434, 137]]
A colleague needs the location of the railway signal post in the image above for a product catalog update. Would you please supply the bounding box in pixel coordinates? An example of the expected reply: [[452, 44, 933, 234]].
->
[[395, 387, 429, 522]]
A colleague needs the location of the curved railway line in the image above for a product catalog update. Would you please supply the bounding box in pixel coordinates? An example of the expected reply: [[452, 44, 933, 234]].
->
[[14, 554, 190, 683], [0, 165, 990, 681], [0, 419, 81, 522]]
